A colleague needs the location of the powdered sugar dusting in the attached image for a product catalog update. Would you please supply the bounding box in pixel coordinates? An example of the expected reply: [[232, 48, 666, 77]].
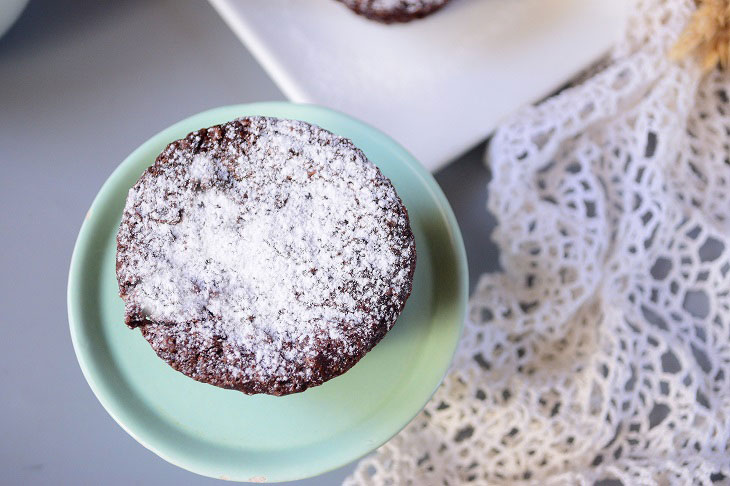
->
[[116, 117, 415, 393]]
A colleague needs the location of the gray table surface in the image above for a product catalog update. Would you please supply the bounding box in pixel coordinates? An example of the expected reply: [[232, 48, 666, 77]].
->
[[0, 1, 497, 484]]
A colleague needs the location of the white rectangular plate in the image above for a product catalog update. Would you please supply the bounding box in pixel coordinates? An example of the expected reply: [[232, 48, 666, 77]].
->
[[210, 0, 626, 171]]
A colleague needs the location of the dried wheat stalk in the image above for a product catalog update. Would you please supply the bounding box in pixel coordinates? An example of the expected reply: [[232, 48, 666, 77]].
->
[[671, 0, 730, 71]]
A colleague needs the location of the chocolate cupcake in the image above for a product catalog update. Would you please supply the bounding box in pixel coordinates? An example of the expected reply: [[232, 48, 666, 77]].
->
[[337, 0, 451, 23], [116, 116, 416, 396]]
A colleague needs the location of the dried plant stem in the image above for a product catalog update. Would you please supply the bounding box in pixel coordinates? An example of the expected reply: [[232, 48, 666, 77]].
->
[[671, 0, 730, 72]]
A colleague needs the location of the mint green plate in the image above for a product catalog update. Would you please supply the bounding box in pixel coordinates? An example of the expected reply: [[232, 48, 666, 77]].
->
[[68, 102, 467, 483]]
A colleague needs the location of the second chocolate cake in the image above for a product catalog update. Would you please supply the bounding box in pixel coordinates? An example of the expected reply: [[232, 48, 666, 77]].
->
[[116, 116, 416, 396], [336, 0, 451, 23]]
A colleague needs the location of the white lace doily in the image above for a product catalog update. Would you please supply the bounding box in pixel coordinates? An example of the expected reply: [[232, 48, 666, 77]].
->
[[345, 0, 730, 484]]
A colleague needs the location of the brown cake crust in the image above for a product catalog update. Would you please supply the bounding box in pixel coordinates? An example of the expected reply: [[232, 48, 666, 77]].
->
[[116, 117, 416, 396], [337, 0, 451, 23]]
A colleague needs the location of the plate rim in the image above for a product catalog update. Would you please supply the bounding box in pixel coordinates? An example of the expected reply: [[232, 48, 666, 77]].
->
[[67, 101, 468, 482]]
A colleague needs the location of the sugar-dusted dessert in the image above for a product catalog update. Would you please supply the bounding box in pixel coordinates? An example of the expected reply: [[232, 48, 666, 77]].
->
[[336, 0, 451, 23], [116, 117, 416, 396]]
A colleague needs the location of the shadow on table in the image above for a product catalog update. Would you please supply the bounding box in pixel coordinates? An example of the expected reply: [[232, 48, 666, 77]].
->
[[0, 0, 142, 56], [434, 140, 501, 293]]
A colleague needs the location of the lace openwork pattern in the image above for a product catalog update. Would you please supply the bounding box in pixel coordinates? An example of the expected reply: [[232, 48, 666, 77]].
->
[[345, 0, 730, 484]]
